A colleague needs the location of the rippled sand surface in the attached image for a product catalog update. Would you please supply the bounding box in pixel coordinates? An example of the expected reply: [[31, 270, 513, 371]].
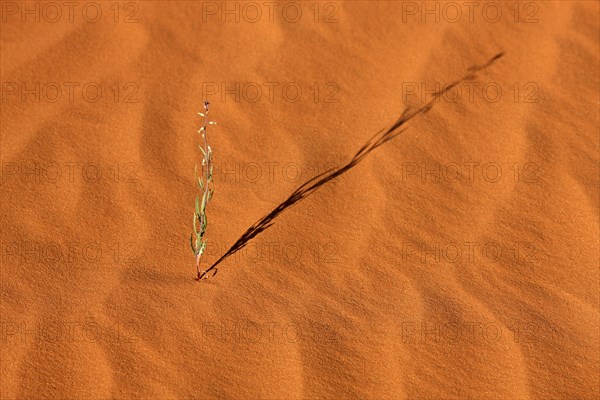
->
[[1, 1, 598, 399]]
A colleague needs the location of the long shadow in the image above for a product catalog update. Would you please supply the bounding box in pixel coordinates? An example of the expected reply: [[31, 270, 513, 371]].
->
[[198, 52, 504, 280]]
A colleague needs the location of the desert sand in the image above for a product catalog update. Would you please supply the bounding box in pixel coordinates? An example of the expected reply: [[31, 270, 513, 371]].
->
[[1, 1, 599, 399]]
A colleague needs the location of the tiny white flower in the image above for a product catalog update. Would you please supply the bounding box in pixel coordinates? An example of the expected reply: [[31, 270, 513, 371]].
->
[[198, 112, 205, 117]]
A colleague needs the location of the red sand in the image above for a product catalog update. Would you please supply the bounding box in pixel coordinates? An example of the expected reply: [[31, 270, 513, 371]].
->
[[1, 1, 599, 399]]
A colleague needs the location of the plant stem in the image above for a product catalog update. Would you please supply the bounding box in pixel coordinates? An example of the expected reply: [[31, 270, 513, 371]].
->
[[196, 106, 211, 280]]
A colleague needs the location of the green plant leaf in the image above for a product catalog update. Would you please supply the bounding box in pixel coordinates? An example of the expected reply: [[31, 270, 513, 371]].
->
[[198, 241, 206, 257], [201, 191, 208, 214], [190, 233, 196, 253], [197, 213, 205, 235]]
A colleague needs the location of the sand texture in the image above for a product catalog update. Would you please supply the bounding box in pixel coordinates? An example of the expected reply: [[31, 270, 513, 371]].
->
[[1, 1, 599, 399]]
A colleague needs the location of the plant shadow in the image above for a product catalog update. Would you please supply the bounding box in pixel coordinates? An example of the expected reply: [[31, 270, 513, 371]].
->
[[198, 52, 504, 280]]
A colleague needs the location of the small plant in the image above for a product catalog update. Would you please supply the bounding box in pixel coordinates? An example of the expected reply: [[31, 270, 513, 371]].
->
[[191, 101, 216, 280]]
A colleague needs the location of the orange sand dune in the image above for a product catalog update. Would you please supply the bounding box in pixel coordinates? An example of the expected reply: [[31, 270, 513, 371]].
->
[[1, 1, 598, 399]]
